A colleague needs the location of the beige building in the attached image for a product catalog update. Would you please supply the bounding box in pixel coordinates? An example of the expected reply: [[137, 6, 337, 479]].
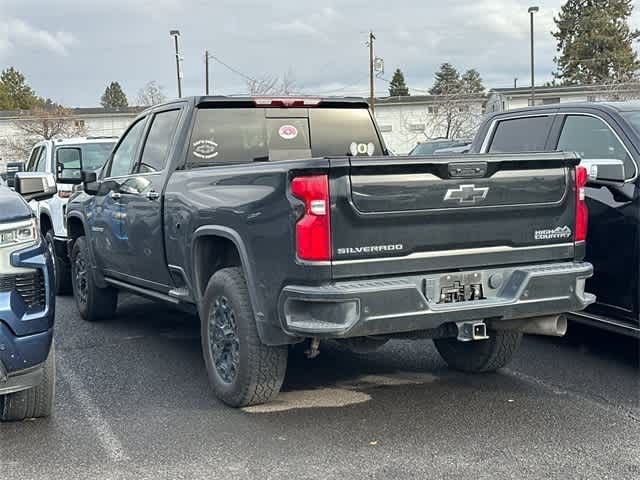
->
[[0, 107, 142, 169]]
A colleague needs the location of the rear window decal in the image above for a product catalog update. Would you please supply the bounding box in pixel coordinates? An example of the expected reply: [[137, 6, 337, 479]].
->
[[193, 139, 219, 159], [278, 125, 298, 140], [350, 142, 376, 156]]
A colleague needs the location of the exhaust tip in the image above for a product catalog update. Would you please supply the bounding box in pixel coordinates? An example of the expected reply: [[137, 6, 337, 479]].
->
[[555, 315, 568, 336]]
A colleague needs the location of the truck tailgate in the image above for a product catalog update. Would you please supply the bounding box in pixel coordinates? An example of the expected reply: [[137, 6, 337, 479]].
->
[[329, 152, 581, 279]]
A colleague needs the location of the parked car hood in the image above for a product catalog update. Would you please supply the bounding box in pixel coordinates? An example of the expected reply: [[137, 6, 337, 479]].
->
[[0, 186, 32, 223]]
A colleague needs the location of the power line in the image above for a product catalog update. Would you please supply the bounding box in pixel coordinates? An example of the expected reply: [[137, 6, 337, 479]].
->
[[206, 53, 259, 84], [304, 75, 370, 95]]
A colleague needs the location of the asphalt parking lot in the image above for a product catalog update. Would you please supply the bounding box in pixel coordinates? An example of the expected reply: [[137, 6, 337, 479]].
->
[[1, 294, 639, 480]]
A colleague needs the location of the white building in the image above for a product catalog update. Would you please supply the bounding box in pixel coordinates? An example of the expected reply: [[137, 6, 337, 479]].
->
[[0, 107, 142, 169], [374, 94, 487, 154], [486, 83, 640, 112]]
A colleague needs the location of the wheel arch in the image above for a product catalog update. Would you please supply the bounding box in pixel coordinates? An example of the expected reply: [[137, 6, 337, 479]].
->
[[192, 226, 292, 346]]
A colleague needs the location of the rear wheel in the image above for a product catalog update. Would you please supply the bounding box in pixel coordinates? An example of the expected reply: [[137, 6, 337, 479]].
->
[[45, 230, 72, 295], [201, 267, 288, 407], [71, 236, 118, 321], [1, 341, 56, 421], [434, 329, 522, 373]]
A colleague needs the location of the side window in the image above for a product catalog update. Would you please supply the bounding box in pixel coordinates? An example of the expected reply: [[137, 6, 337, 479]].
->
[[138, 109, 181, 173], [26, 147, 41, 171], [557, 115, 635, 179], [107, 119, 147, 178], [34, 146, 49, 172], [488, 116, 554, 153]]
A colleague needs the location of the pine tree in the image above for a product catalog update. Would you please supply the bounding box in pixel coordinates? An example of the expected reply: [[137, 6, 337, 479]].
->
[[101, 81, 129, 108], [461, 69, 485, 94], [0, 67, 39, 110], [388, 68, 410, 96], [553, 0, 640, 84], [429, 63, 462, 95]]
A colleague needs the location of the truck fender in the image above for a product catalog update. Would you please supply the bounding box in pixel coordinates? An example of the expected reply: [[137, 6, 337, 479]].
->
[[66, 212, 108, 289], [191, 226, 284, 345]]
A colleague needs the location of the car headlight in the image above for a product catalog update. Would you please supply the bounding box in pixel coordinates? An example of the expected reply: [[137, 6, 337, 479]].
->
[[0, 218, 38, 248]]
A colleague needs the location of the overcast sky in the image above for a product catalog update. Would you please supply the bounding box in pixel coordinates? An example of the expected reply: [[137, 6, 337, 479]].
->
[[1, 0, 638, 107]]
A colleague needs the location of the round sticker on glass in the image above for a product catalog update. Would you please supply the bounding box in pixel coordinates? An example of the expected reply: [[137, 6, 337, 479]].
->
[[278, 125, 298, 140]]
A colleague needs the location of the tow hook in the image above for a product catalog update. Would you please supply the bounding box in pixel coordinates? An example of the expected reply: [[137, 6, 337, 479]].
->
[[455, 321, 489, 342], [305, 338, 321, 359]]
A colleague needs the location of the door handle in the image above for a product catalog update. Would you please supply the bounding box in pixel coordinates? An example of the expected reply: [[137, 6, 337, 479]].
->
[[146, 190, 160, 200], [109, 191, 121, 200]]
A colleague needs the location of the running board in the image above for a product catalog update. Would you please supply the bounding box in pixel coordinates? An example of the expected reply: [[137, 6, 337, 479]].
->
[[104, 277, 180, 304], [168, 287, 193, 302], [568, 311, 640, 337]]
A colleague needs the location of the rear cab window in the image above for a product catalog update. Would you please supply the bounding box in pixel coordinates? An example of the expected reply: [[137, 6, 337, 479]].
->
[[488, 115, 554, 153], [188, 107, 383, 166]]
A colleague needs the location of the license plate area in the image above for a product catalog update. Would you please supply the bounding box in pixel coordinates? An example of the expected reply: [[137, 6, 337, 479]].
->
[[438, 271, 485, 304]]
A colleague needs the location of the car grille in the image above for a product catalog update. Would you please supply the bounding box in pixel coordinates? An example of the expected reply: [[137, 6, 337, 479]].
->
[[0, 271, 46, 309]]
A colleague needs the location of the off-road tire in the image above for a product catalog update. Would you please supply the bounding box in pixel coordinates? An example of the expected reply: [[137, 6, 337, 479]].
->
[[201, 267, 287, 407], [45, 230, 72, 295], [434, 329, 522, 373], [71, 236, 117, 321], [1, 341, 56, 421]]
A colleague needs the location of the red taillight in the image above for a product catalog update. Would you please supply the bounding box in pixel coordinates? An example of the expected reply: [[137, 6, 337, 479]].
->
[[254, 97, 321, 108], [575, 166, 588, 242], [291, 175, 331, 261]]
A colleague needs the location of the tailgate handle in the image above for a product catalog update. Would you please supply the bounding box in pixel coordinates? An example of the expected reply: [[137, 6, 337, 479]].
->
[[448, 162, 487, 178]]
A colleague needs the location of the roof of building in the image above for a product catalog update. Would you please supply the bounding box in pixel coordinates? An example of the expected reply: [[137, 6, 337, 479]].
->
[[0, 106, 145, 120], [490, 83, 640, 97], [375, 94, 487, 106]]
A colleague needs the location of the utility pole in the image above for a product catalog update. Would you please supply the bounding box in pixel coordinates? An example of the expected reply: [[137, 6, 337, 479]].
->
[[170, 30, 182, 98], [528, 7, 539, 106], [205, 50, 211, 95], [368, 31, 376, 112]]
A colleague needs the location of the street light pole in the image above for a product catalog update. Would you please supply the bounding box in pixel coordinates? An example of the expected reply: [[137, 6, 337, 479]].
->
[[170, 30, 182, 98], [528, 6, 539, 106], [205, 50, 214, 95], [205, 50, 210, 95]]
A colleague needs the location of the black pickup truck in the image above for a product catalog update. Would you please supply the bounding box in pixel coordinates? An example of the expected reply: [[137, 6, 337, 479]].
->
[[470, 102, 639, 336], [65, 96, 595, 407]]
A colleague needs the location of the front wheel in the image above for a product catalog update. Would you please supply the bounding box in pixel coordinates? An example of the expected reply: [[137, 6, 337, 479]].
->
[[201, 267, 288, 407], [71, 236, 118, 322], [1, 341, 55, 421], [434, 329, 522, 373]]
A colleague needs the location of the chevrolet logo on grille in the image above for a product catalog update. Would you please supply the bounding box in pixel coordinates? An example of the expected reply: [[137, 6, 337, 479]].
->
[[444, 184, 489, 204]]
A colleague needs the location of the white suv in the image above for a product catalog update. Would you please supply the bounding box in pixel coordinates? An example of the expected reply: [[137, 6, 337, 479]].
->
[[24, 137, 117, 293]]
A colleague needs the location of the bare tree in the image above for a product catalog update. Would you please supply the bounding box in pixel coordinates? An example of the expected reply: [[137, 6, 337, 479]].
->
[[397, 93, 485, 151], [136, 80, 167, 106], [247, 71, 297, 96], [427, 93, 485, 139], [7, 106, 86, 157], [598, 79, 640, 102], [247, 75, 280, 95]]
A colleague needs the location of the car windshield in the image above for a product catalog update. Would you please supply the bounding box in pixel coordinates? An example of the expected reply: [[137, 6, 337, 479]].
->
[[56, 142, 115, 172], [622, 111, 640, 136]]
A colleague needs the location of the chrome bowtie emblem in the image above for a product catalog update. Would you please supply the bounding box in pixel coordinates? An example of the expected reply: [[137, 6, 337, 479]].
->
[[444, 184, 489, 204]]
